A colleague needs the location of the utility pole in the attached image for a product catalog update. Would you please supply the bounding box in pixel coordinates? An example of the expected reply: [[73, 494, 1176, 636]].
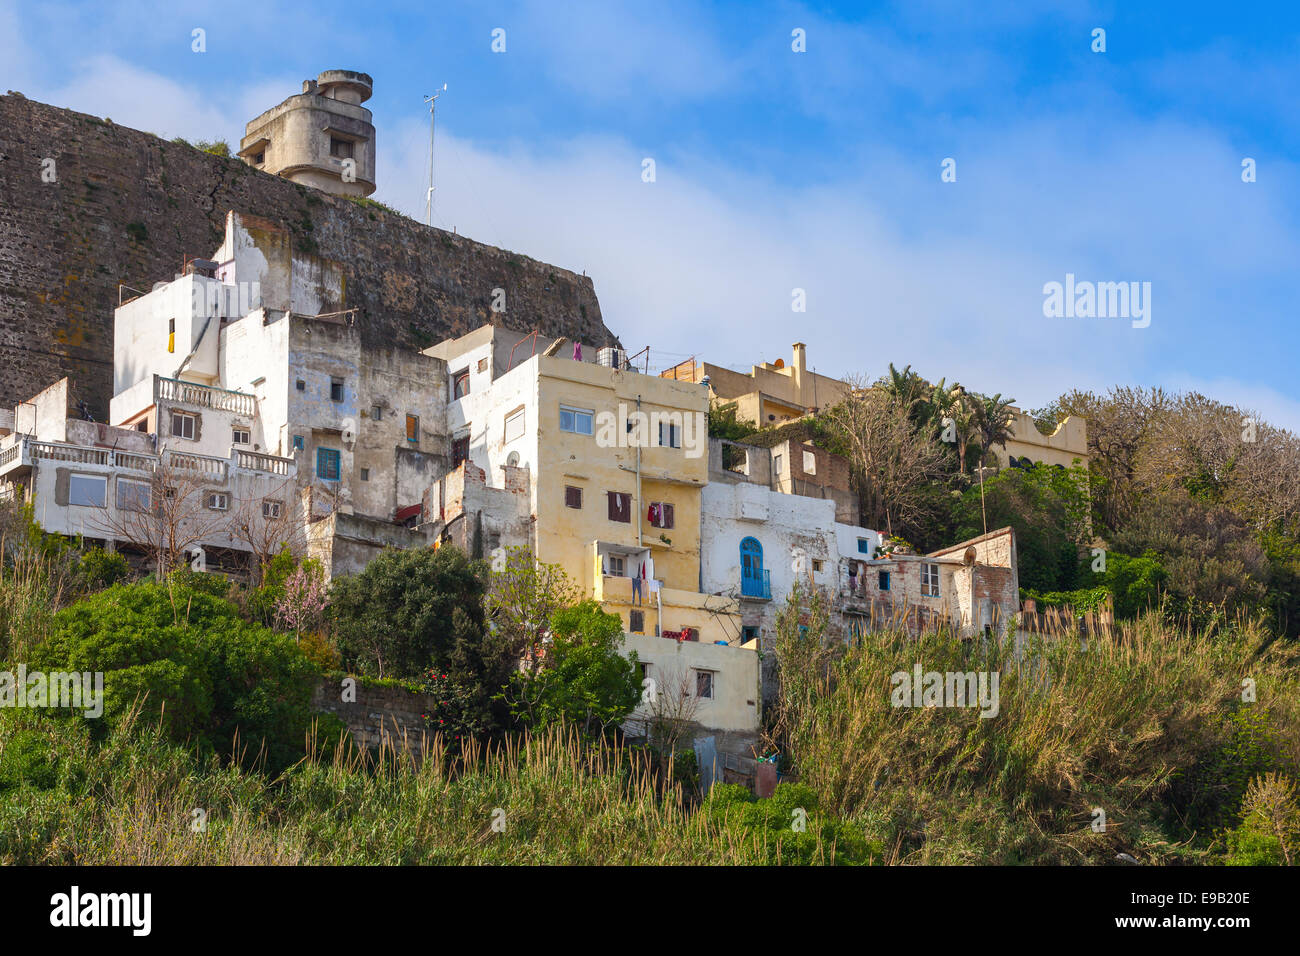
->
[[424, 84, 447, 226]]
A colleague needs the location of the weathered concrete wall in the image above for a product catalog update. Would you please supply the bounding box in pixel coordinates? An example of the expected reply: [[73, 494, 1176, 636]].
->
[[0, 93, 616, 421], [305, 509, 432, 578]]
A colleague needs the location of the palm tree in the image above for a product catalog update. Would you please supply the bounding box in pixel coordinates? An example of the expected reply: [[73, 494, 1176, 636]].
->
[[929, 381, 982, 475], [975, 393, 1017, 469]]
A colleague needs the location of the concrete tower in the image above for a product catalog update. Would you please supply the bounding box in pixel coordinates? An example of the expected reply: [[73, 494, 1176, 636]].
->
[[239, 70, 377, 198]]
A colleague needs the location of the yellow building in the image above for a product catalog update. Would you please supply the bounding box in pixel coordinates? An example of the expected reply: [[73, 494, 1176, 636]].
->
[[661, 342, 850, 427], [995, 406, 1089, 469], [428, 326, 745, 646]]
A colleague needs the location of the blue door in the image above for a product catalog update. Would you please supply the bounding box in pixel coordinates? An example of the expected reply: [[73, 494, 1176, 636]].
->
[[740, 537, 769, 598]]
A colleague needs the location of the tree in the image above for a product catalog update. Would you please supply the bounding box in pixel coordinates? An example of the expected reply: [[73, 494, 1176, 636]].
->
[[504, 600, 640, 737], [34, 577, 319, 772], [952, 462, 1092, 592], [928, 381, 981, 475], [877, 363, 931, 429], [275, 561, 329, 640], [87, 457, 230, 579], [821, 378, 947, 537], [227, 477, 304, 582], [487, 546, 579, 673], [331, 545, 491, 681], [975, 392, 1017, 468], [637, 663, 701, 766]]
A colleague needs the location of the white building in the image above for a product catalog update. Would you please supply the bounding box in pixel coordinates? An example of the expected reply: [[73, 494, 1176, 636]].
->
[[3, 210, 455, 576], [701, 438, 882, 699]]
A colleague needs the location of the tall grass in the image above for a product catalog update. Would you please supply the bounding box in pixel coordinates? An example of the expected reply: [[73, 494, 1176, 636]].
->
[[772, 584, 1300, 864], [0, 710, 822, 865], [0, 531, 76, 662]]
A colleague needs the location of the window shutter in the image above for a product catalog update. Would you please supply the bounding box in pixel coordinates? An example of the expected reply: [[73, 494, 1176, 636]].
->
[[662, 503, 674, 528]]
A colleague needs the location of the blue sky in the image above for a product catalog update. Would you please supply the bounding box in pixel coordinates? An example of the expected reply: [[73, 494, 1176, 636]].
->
[[4, 0, 1299, 428]]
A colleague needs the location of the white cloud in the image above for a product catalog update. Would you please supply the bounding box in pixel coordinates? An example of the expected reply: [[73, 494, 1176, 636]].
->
[[5, 11, 1297, 435]]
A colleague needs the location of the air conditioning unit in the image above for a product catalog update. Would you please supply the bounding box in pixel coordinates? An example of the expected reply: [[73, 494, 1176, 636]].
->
[[597, 347, 628, 370]]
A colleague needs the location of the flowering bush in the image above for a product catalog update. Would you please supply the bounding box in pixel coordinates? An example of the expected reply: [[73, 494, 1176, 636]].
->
[[275, 563, 329, 639]]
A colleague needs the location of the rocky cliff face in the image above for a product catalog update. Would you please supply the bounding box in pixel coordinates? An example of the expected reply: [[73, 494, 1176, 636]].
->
[[0, 93, 616, 420]]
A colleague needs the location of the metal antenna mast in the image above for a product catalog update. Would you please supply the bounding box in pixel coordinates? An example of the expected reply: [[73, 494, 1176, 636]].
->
[[424, 83, 447, 226]]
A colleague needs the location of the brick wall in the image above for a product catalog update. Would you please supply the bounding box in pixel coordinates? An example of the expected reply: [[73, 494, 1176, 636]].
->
[[0, 93, 617, 420]]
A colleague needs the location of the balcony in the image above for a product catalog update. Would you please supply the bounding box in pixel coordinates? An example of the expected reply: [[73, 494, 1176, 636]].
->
[[740, 567, 771, 600], [237, 449, 293, 476], [0, 437, 296, 487], [164, 450, 229, 480], [155, 375, 256, 417], [0, 438, 160, 477]]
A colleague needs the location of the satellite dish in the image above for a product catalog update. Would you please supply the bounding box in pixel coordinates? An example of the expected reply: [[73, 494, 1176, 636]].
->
[[506, 451, 520, 467], [773, 358, 785, 369]]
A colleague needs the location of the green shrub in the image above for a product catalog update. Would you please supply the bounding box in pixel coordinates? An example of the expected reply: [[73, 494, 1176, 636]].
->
[[504, 600, 640, 737], [76, 548, 130, 591], [0, 730, 59, 791], [33, 579, 319, 772]]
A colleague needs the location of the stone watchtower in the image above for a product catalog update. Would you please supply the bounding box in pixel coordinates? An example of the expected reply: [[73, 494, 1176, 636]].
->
[[238, 69, 376, 198]]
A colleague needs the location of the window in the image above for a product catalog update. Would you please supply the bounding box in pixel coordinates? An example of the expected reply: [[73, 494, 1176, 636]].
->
[[742, 625, 759, 643], [135, 420, 148, 432], [630, 610, 644, 633], [695, 670, 715, 700], [607, 491, 631, 523], [68, 474, 106, 508], [329, 136, 354, 159], [607, 555, 626, 576], [406, 414, 420, 442], [360, 468, 370, 482], [371, 404, 383, 421], [639, 662, 652, 681], [857, 538, 872, 555], [878, 570, 891, 591], [232, 426, 251, 445], [648, 501, 674, 529], [812, 559, 824, 573], [452, 435, 470, 465], [565, 485, 583, 509], [296, 379, 306, 392], [262, 500, 283, 519], [117, 478, 151, 512], [170, 412, 196, 440], [504, 408, 525, 444], [292, 435, 304, 451], [452, 370, 470, 400], [330, 378, 345, 402], [658, 421, 681, 448], [251, 151, 265, 166], [773, 454, 783, 475], [921, 563, 940, 597], [316, 448, 341, 481], [803, 450, 817, 475], [206, 492, 229, 511], [559, 405, 594, 435]]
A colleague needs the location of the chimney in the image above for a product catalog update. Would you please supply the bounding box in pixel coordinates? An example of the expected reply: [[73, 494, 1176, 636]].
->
[[791, 342, 807, 394]]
